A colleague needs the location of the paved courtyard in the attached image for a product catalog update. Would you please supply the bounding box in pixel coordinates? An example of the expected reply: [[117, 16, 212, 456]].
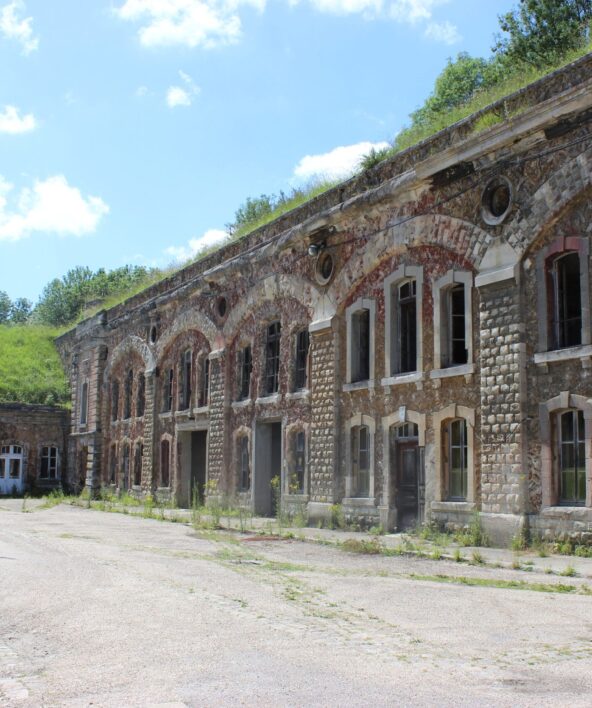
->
[[1, 501, 592, 707]]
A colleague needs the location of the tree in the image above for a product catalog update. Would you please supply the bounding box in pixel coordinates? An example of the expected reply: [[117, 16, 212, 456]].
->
[[227, 194, 276, 234], [495, 0, 592, 68], [10, 298, 32, 324], [0, 291, 11, 324]]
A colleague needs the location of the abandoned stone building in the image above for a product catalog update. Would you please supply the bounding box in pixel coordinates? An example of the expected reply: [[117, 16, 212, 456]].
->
[[43, 53, 592, 543]]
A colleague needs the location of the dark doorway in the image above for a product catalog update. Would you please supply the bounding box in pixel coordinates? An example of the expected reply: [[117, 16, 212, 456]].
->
[[391, 423, 421, 531], [254, 421, 282, 516], [191, 430, 207, 504]]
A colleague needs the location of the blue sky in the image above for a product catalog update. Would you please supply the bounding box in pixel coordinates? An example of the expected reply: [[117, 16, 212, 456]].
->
[[0, 0, 514, 303]]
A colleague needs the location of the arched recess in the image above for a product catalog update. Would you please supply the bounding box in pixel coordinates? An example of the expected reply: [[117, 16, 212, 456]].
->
[[103, 335, 156, 383], [431, 403, 476, 505], [223, 273, 328, 339], [327, 214, 488, 308], [155, 309, 219, 362], [381, 408, 426, 504]]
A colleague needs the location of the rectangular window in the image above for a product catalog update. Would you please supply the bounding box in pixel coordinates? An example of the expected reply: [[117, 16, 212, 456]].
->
[[160, 439, 170, 487], [9, 458, 21, 479], [124, 369, 133, 419], [181, 350, 192, 410], [293, 431, 306, 493], [351, 425, 370, 497], [80, 382, 88, 425], [163, 369, 174, 412], [397, 280, 416, 373], [559, 410, 586, 505], [199, 358, 210, 407], [351, 310, 370, 382], [122, 443, 130, 490], [239, 436, 250, 491], [109, 444, 117, 484], [0, 459, 5, 478], [552, 253, 582, 349], [294, 330, 310, 391], [133, 443, 143, 487], [136, 373, 145, 418], [448, 419, 468, 501], [238, 346, 252, 400], [265, 322, 281, 394], [447, 284, 467, 367], [111, 381, 119, 421], [40, 446, 59, 480]]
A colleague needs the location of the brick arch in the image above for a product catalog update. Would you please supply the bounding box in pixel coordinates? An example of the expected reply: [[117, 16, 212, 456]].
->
[[155, 310, 219, 362], [222, 274, 326, 340], [328, 214, 487, 305], [103, 335, 155, 382], [504, 146, 592, 259]]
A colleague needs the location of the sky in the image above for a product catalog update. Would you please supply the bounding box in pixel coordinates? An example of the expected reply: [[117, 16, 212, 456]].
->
[[0, 0, 515, 303]]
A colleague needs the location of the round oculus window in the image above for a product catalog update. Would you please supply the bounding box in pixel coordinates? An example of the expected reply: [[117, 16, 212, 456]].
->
[[149, 325, 158, 344], [481, 176, 512, 226], [217, 296, 228, 319], [315, 251, 335, 285]]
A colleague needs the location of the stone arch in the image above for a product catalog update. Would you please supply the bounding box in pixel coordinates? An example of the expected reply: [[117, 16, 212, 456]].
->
[[328, 214, 487, 307], [155, 310, 219, 363], [103, 335, 155, 383]]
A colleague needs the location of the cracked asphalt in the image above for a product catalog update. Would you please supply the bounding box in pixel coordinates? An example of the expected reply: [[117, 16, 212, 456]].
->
[[1, 501, 592, 707]]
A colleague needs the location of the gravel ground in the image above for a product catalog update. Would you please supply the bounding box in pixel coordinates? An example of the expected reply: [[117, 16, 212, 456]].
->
[[1, 501, 592, 707]]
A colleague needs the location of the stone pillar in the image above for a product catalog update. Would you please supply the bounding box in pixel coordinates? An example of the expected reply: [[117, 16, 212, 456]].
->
[[205, 349, 226, 504], [307, 316, 340, 525], [142, 369, 156, 493], [476, 266, 528, 545]]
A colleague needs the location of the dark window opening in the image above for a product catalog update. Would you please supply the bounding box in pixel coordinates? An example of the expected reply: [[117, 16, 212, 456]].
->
[[446, 284, 467, 367], [124, 369, 133, 419], [111, 381, 119, 421], [198, 357, 210, 407], [40, 446, 58, 479], [293, 431, 306, 493], [80, 382, 88, 425], [397, 280, 416, 373], [265, 322, 281, 394], [109, 444, 117, 484], [351, 309, 370, 382], [551, 252, 582, 349], [351, 425, 370, 497], [239, 436, 250, 491], [136, 373, 145, 418], [160, 439, 170, 487], [294, 329, 310, 391], [559, 410, 586, 505], [238, 346, 252, 400], [133, 443, 143, 487], [181, 350, 192, 410], [122, 443, 130, 490], [447, 419, 467, 501], [163, 369, 174, 412]]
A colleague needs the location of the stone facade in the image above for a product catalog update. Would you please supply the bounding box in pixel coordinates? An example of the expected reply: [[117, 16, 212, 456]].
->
[[53, 53, 592, 543]]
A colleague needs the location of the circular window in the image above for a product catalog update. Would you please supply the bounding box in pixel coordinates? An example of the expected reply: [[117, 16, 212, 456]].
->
[[149, 325, 157, 344], [217, 296, 228, 319], [315, 251, 335, 285], [481, 176, 512, 225]]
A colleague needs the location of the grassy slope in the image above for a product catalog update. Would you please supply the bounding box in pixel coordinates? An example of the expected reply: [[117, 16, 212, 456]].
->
[[0, 326, 69, 406]]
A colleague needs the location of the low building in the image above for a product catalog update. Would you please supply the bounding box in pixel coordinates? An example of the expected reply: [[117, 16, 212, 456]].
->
[[53, 54, 592, 544]]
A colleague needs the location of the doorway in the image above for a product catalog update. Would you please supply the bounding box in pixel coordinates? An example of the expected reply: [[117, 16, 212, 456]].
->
[[391, 423, 422, 531], [0, 445, 24, 495], [177, 430, 208, 507], [254, 421, 282, 516]]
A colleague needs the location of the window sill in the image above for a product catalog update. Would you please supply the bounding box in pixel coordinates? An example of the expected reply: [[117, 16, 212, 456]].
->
[[283, 493, 309, 501], [380, 371, 424, 387], [231, 399, 252, 410], [540, 506, 590, 519], [192, 405, 209, 416], [342, 496, 376, 507], [430, 363, 474, 380], [256, 394, 281, 405], [158, 412, 173, 420], [286, 390, 310, 401], [534, 344, 592, 365], [431, 501, 476, 513], [343, 380, 375, 392]]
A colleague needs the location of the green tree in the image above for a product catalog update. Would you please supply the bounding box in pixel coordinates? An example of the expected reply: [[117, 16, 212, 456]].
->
[[227, 194, 276, 234], [495, 0, 592, 68], [0, 291, 11, 324], [10, 298, 32, 324]]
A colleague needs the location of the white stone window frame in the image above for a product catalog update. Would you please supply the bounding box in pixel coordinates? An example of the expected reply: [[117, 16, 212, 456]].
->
[[431, 404, 476, 506], [345, 297, 376, 387], [539, 392, 592, 508], [535, 236, 591, 356], [431, 270, 474, 377], [382, 265, 423, 385], [344, 414, 376, 500]]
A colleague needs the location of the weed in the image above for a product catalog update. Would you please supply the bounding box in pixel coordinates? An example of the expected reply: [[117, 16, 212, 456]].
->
[[431, 548, 443, 561], [329, 504, 346, 530], [511, 558, 522, 571], [455, 513, 488, 548], [341, 538, 383, 555], [560, 564, 577, 577], [409, 573, 577, 594], [471, 550, 485, 565], [453, 548, 463, 563]]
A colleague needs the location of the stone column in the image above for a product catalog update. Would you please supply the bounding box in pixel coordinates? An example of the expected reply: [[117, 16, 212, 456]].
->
[[205, 348, 226, 504], [142, 369, 156, 493], [307, 316, 340, 525], [476, 263, 528, 545]]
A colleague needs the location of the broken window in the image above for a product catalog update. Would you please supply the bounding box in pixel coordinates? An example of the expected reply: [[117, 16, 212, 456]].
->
[[124, 369, 133, 419], [239, 436, 250, 491], [351, 309, 370, 383], [238, 345, 252, 400], [40, 446, 59, 480], [550, 252, 582, 349], [294, 329, 310, 391], [558, 410, 586, 505], [351, 425, 370, 497], [180, 349, 192, 410], [160, 439, 170, 487], [265, 322, 281, 395]]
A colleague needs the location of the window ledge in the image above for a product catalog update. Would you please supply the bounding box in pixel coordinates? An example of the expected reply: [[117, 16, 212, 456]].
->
[[174, 410, 192, 421], [430, 363, 474, 380], [231, 399, 252, 410], [343, 380, 375, 392], [256, 393, 281, 405], [342, 496, 376, 507], [192, 405, 209, 416], [381, 372, 424, 387], [540, 506, 591, 519], [283, 493, 309, 502], [534, 344, 592, 365], [286, 390, 310, 401], [158, 412, 173, 420], [431, 501, 476, 513]]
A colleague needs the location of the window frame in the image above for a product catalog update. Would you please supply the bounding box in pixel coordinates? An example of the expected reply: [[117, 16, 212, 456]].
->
[[433, 270, 473, 371], [384, 265, 423, 379], [39, 445, 59, 480], [180, 349, 192, 410], [345, 414, 375, 499], [264, 321, 281, 395], [238, 435, 250, 492], [294, 329, 310, 391], [238, 345, 252, 401], [79, 382, 88, 426], [345, 297, 375, 385]]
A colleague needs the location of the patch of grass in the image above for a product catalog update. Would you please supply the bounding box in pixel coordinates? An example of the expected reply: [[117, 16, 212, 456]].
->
[[560, 564, 577, 577], [341, 538, 383, 555], [471, 550, 485, 565], [409, 573, 578, 594], [39, 489, 66, 509]]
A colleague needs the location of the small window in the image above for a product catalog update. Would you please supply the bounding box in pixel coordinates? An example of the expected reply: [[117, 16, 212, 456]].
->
[[239, 436, 250, 492], [265, 322, 281, 395], [111, 381, 119, 421], [109, 444, 117, 484], [9, 458, 21, 479], [446, 419, 467, 501], [238, 346, 252, 400], [397, 280, 417, 374], [163, 369, 174, 412], [292, 431, 306, 493], [160, 439, 170, 487], [444, 284, 467, 367], [294, 329, 310, 391], [181, 350, 192, 410], [198, 357, 210, 408], [124, 369, 133, 419], [351, 309, 370, 383], [40, 446, 59, 480], [351, 425, 370, 497], [396, 423, 419, 439], [136, 373, 145, 418], [133, 443, 143, 487], [80, 382, 88, 425], [558, 410, 586, 505], [550, 252, 582, 350]]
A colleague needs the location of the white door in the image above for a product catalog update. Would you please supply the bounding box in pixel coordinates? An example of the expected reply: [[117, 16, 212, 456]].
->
[[0, 445, 25, 495]]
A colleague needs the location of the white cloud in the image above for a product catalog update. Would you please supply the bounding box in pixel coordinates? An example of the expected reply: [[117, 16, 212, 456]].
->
[[0, 1, 38, 54], [166, 70, 201, 108], [389, 0, 446, 23], [135, 85, 149, 98], [165, 228, 228, 262], [293, 140, 390, 182], [424, 19, 460, 44], [0, 175, 109, 242], [0, 105, 36, 134], [307, 0, 382, 17]]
